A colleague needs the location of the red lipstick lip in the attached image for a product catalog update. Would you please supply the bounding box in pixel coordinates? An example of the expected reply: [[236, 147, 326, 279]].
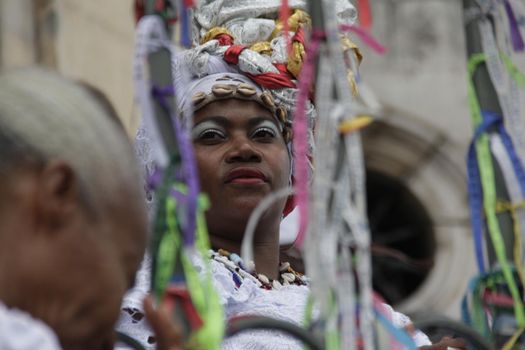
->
[[224, 167, 268, 184]]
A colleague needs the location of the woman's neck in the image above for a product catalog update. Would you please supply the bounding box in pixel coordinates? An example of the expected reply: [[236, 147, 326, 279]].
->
[[210, 225, 281, 280]]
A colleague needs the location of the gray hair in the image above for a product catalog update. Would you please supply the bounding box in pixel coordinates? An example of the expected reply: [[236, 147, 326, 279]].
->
[[0, 68, 143, 216]]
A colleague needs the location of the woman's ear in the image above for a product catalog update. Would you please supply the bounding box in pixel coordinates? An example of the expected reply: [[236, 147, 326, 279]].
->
[[35, 160, 81, 231]]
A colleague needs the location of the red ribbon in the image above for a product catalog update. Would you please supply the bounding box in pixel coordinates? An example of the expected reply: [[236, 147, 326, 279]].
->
[[154, 0, 164, 12], [280, 0, 292, 55], [358, 0, 372, 30], [164, 286, 204, 330], [134, 0, 145, 23]]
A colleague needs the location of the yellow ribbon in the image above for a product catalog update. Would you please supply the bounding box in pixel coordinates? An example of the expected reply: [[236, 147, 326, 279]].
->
[[341, 36, 363, 64], [271, 9, 311, 39], [250, 41, 273, 55], [496, 200, 525, 295], [502, 323, 525, 350], [339, 115, 373, 134], [287, 39, 306, 78]]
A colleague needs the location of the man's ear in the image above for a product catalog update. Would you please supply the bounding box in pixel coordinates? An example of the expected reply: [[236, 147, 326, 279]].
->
[[35, 160, 81, 230]]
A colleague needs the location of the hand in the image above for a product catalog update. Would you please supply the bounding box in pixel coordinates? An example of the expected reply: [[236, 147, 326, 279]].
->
[[418, 336, 467, 350], [143, 296, 184, 350]]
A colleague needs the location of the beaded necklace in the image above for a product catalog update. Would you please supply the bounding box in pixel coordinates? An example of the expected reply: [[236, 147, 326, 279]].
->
[[210, 249, 307, 290]]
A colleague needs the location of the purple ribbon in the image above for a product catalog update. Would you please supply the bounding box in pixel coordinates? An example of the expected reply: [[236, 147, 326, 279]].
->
[[147, 167, 164, 191], [151, 84, 200, 246], [504, 0, 525, 52]]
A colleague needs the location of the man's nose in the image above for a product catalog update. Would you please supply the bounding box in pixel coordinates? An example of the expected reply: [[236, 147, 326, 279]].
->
[[225, 134, 262, 163]]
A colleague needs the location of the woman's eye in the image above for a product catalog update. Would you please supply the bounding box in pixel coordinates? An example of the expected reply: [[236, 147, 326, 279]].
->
[[252, 127, 277, 139], [195, 129, 226, 142]]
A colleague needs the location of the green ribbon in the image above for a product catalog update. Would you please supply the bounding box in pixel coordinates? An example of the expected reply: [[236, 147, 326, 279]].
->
[[154, 181, 224, 349], [467, 53, 525, 326], [502, 53, 525, 88]]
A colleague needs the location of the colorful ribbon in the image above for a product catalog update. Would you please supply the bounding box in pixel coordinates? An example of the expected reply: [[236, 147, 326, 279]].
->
[[466, 53, 525, 326]]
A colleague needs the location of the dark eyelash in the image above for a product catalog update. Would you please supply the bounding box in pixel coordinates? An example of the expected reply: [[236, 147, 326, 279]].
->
[[198, 129, 225, 139], [252, 127, 277, 137]]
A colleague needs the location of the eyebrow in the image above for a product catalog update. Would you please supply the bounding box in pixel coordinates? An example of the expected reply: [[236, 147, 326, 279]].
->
[[193, 116, 230, 128], [248, 116, 280, 129]]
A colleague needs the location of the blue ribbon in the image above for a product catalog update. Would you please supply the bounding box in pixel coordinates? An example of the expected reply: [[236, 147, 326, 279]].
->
[[494, 117, 525, 199], [374, 309, 417, 350], [467, 113, 496, 273], [468, 110, 525, 273], [179, 0, 192, 48]]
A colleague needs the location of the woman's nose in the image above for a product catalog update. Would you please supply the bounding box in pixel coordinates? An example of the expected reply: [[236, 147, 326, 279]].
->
[[225, 134, 262, 163]]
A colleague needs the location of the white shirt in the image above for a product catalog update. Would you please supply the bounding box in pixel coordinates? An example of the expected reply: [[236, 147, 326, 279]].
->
[[0, 301, 61, 350]]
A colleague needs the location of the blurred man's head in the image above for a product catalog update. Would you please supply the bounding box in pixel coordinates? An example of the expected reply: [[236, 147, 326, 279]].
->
[[0, 69, 147, 349]]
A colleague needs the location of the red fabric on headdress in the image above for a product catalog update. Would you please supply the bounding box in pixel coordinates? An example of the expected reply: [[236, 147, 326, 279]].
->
[[217, 34, 234, 46], [224, 47, 296, 89], [224, 45, 247, 65], [246, 72, 296, 89], [292, 27, 305, 46]]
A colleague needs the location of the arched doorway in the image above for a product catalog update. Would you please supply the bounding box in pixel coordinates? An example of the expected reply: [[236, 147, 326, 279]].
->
[[363, 111, 474, 317]]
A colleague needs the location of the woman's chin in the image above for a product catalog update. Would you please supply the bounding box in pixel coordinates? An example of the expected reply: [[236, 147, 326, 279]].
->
[[224, 190, 268, 208], [207, 191, 284, 225], [233, 199, 260, 215]]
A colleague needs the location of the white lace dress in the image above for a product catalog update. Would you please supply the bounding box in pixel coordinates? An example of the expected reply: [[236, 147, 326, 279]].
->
[[116, 253, 431, 349], [198, 254, 312, 349]]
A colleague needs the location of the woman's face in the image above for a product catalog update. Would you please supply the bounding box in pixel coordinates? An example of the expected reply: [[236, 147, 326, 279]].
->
[[192, 98, 291, 239]]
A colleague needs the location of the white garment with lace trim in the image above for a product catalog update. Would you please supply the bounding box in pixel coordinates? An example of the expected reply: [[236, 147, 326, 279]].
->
[[117, 253, 431, 349], [198, 257, 432, 349], [194, 253, 310, 349], [0, 302, 61, 350]]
